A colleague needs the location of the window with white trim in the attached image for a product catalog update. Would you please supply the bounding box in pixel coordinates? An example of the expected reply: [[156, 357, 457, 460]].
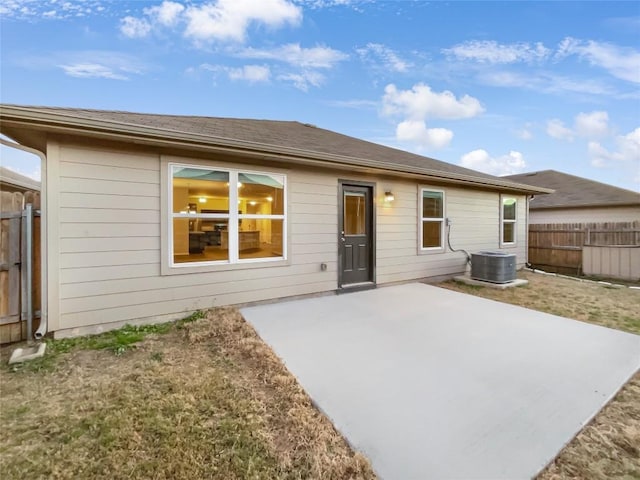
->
[[420, 189, 445, 250], [170, 163, 286, 266], [501, 196, 517, 245]]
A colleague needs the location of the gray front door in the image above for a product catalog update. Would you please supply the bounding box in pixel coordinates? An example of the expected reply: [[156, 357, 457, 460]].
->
[[339, 183, 374, 287]]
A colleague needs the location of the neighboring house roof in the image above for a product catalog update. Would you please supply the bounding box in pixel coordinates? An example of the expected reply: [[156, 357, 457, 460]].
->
[[0, 165, 41, 192], [505, 170, 640, 209], [0, 104, 551, 194]]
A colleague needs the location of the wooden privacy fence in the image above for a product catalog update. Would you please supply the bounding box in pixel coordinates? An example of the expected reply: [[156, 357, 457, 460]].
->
[[528, 221, 640, 277], [0, 190, 41, 344]]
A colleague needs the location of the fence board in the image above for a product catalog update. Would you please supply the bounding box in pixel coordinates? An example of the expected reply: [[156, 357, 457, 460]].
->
[[0, 190, 41, 343], [1, 192, 21, 321], [529, 221, 640, 275]]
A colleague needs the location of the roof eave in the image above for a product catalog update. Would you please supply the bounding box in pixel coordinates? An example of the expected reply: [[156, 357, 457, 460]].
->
[[531, 202, 640, 210], [0, 105, 552, 195]]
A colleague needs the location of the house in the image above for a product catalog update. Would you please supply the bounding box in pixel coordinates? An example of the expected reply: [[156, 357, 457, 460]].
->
[[0, 105, 550, 339], [0, 166, 41, 193], [504, 170, 640, 224]]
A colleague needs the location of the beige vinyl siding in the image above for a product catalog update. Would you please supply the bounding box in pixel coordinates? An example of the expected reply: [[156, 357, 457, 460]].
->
[[53, 141, 527, 336], [374, 179, 526, 285], [529, 206, 640, 224], [55, 144, 338, 335]]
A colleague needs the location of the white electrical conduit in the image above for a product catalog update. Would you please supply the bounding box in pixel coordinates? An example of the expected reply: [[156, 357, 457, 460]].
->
[[446, 218, 471, 264]]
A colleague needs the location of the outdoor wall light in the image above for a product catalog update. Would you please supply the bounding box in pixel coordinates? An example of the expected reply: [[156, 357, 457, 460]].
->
[[199, 197, 206, 203], [384, 191, 395, 202]]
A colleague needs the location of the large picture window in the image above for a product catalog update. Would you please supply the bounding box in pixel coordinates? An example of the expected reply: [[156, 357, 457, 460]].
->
[[501, 196, 517, 245], [170, 164, 286, 266], [420, 189, 445, 250]]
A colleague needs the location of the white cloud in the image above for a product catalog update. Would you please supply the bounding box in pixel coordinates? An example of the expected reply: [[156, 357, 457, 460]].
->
[[589, 127, 640, 167], [460, 149, 526, 176], [478, 70, 615, 97], [574, 111, 609, 137], [547, 111, 610, 142], [199, 63, 271, 83], [238, 43, 348, 68], [546, 119, 574, 141], [198, 43, 343, 90], [382, 83, 484, 120], [396, 121, 453, 149], [301, 0, 356, 7], [120, 1, 186, 39], [381, 83, 483, 150], [444, 40, 550, 64], [57, 63, 130, 80], [516, 127, 533, 140], [18, 50, 146, 80], [447, 37, 637, 97], [236, 44, 346, 90], [0, 0, 107, 20], [228, 64, 271, 82], [183, 0, 301, 44], [554, 37, 580, 60], [146, 1, 185, 26], [277, 71, 325, 91], [555, 37, 640, 84], [118, 0, 301, 45], [120, 16, 152, 38], [356, 43, 411, 72]]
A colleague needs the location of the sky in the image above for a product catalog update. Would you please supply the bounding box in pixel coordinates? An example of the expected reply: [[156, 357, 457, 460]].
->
[[0, 0, 639, 192]]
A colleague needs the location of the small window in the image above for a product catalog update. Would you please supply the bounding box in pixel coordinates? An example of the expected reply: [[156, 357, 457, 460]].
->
[[170, 164, 286, 266], [501, 196, 517, 245], [344, 192, 366, 235], [420, 189, 445, 250]]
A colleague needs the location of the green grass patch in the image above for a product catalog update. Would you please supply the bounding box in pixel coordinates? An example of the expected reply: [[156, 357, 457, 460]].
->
[[5, 311, 205, 374]]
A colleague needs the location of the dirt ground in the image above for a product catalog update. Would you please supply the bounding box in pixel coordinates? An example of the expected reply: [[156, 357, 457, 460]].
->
[[0, 308, 375, 480], [440, 270, 640, 480]]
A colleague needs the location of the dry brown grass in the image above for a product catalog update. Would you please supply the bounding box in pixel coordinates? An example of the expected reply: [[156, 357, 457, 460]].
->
[[440, 270, 640, 480], [440, 271, 640, 335], [2, 271, 638, 479], [0, 307, 375, 480], [539, 374, 640, 480]]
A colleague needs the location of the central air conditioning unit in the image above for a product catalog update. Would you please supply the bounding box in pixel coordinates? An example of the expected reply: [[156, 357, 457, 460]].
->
[[471, 251, 517, 283]]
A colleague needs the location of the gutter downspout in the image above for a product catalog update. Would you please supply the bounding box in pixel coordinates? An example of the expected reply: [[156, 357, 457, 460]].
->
[[0, 138, 48, 340], [525, 195, 531, 268]]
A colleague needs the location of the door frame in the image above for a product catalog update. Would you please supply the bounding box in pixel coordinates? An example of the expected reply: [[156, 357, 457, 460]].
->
[[337, 179, 376, 290]]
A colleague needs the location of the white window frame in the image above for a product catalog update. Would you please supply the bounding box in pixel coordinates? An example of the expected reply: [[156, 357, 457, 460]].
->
[[168, 162, 287, 269], [419, 187, 446, 253], [500, 195, 517, 247]]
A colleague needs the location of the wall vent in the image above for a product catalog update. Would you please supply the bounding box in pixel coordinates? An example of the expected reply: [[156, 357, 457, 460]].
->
[[471, 251, 517, 283]]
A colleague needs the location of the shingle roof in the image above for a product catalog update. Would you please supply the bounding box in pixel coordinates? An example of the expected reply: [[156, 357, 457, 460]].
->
[[504, 170, 640, 209], [0, 105, 549, 193], [0, 166, 41, 191]]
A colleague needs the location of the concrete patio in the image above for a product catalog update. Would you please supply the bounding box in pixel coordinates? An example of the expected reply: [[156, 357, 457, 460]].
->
[[242, 283, 640, 480]]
